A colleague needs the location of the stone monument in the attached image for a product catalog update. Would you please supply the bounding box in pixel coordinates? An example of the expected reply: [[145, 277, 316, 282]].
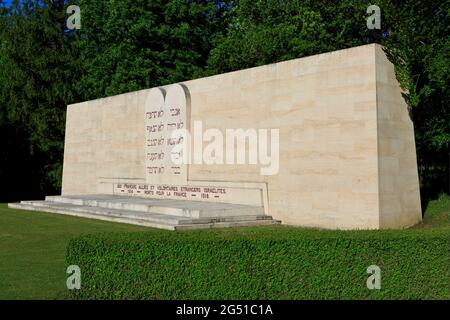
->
[[9, 44, 422, 230]]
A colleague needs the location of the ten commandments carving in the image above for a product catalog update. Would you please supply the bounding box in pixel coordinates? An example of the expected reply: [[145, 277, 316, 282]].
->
[[144, 84, 190, 185]]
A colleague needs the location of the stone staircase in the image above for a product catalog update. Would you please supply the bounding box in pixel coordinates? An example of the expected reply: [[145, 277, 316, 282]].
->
[[8, 195, 280, 230]]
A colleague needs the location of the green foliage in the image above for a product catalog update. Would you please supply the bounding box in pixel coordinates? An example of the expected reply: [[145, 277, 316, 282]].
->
[[66, 196, 449, 300], [0, 1, 231, 201], [205, 0, 370, 74], [0, 0, 79, 199], [0, 203, 152, 299], [66, 226, 449, 300], [0, 194, 447, 299], [0, 1, 448, 202], [414, 193, 450, 229], [73, 0, 230, 100], [205, 0, 450, 198], [378, 1, 450, 200]]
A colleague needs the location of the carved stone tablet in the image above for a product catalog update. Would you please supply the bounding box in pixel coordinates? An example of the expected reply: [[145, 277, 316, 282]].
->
[[144, 84, 189, 185]]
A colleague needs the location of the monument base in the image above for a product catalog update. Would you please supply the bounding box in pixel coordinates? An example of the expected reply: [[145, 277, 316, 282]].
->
[[8, 195, 280, 230]]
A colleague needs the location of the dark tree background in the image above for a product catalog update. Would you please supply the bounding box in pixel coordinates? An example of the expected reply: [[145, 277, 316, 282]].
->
[[0, 0, 448, 211]]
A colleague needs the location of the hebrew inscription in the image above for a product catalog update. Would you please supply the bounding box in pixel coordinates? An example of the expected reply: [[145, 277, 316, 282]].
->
[[145, 84, 189, 185]]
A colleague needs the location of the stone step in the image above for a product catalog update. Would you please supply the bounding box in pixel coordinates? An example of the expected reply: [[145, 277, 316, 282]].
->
[[19, 200, 273, 225], [8, 197, 280, 230], [19, 201, 188, 225], [9, 202, 178, 230], [44, 195, 263, 218]]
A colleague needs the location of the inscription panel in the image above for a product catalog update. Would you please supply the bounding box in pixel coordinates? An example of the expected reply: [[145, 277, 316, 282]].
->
[[145, 84, 189, 185], [113, 183, 263, 207]]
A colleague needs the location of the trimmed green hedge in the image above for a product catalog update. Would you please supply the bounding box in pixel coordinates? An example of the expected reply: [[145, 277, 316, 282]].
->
[[66, 227, 449, 300]]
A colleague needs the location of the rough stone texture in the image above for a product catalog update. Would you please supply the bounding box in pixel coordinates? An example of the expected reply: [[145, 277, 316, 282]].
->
[[60, 44, 422, 230]]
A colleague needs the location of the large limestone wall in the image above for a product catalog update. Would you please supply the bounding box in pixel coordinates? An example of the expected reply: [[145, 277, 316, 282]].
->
[[61, 44, 422, 229]]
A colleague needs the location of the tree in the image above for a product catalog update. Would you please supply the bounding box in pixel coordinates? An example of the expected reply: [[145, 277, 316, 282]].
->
[[74, 0, 231, 100], [205, 0, 449, 202], [0, 0, 79, 200], [0, 0, 447, 204], [0, 0, 232, 199]]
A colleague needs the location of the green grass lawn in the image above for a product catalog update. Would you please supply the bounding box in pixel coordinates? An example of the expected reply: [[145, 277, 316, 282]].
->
[[0, 205, 161, 299], [0, 195, 448, 300]]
